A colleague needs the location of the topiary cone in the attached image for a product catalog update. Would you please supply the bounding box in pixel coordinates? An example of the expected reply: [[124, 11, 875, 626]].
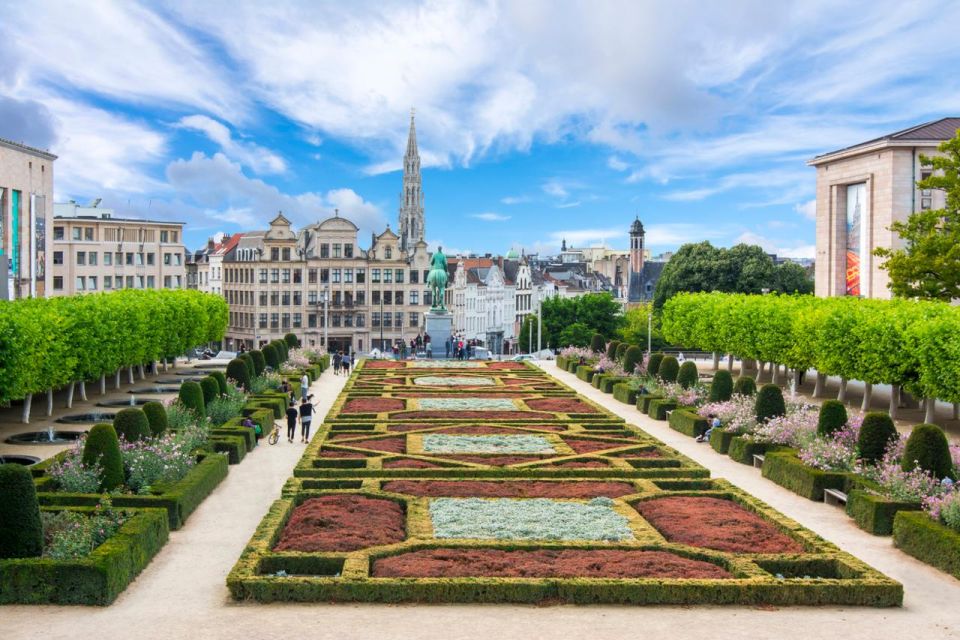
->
[[658, 356, 680, 383], [733, 376, 756, 396], [82, 423, 125, 491], [226, 358, 250, 390], [857, 412, 898, 464], [284, 332, 300, 348], [677, 361, 699, 389], [210, 370, 228, 396], [709, 370, 733, 402], [178, 380, 206, 417], [623, 346, 644, 376], [142, 401, 168, 437], [615, 343, 629, 362], [606, 340, 621, 360], [0, 463, 44, 559], [647, 352, 664, 377], [114, 407, 150, 442], [902, 423, 954, 479], [262, 344, 279, 370], [590, 333, 605, 354], [238, 353, 256, 381], [200, 376, 220, 406], [249, 350, 266, 376], [755, 383, 786, 423], [817, 400, 848, 437]]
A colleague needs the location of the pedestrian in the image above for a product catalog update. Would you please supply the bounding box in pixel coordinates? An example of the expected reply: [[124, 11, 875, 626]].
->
[[678, 352, 685, 363], [697, 414, 721, 443], [285, 400, 298, 443], [341, 352, 351, 375], [300, 372, 309, 401], [445, 339, 451, 358], [426, 342, 433, 359], [299, 395, 314, 443], [333, 351, 342, 375]]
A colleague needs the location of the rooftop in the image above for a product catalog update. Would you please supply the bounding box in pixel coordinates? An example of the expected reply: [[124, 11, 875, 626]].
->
[[811, 117, 960, 164], [0, 136, 58, 160]]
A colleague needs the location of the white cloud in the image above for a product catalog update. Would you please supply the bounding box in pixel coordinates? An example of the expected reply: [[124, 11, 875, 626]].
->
[[646, 223, 727, 246], [734, 231, 815, 260], [556, 201, 581, 209], [794, 198, 817, 220], [548, 227, 625, 247], [175, 115, 286, 174], [470, 212, 511, 221], [607, 155, 629, 171], [661, 168, 813, 202], [501, 195, 532, 205], [542, 180, 569, 199]]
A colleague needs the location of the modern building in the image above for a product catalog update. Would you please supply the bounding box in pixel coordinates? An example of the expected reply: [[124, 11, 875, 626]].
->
[[50, 200, 187, 295], [0, 138, 56, 299], [809, 117, 959, 299]]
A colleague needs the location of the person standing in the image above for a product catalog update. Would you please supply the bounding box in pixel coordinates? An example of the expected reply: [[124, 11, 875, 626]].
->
[[285, 400, 299, 443], [299, 396, 314, 443], [426, 342, 433, 359], [333, 351, 342, 375], [341, 352, 351, 375], [300, 372, 309, 402]]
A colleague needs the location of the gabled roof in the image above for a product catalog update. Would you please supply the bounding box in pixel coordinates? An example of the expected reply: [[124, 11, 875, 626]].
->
[[811, 117, 960, 164], [215, 233, 244, 256]]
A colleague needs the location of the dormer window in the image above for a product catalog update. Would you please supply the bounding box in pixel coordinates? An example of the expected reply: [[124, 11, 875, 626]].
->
[[385, 246, 392, 259]]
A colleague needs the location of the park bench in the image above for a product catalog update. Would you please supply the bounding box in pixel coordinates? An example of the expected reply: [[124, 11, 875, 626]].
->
[[752, 454, 765, 468], [823, 488, 848, 506]]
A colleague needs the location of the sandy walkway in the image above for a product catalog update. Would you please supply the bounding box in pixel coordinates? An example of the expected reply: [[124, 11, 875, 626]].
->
[[4, 362, 960, 640]]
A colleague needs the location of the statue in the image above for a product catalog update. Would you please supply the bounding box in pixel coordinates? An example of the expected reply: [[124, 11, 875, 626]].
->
[[427, 247, 448, 312]]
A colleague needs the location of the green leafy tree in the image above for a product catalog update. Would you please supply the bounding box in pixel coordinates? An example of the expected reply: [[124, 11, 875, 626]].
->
[[541, 293, 624, 348], [558, 322, 594, 348], [617, 304, 667, 351], [776, 261, 814, 294], [875, 129, 960, 300]]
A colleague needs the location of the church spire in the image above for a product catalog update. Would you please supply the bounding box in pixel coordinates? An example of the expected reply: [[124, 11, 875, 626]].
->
[[399, 108, 425, 252], [405, 108, 418, 157]]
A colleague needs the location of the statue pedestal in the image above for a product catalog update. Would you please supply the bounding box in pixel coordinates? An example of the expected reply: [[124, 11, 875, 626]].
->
[[424, 311, 453, 359]]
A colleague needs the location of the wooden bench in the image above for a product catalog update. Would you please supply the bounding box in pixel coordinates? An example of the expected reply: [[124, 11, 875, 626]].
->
[[752, 454, 765, 468], [823, 488, 848, 506], [665, 410, 673, 420]]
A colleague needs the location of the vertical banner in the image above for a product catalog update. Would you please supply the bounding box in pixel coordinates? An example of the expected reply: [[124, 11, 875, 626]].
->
[[845, 183, 865, 297], [12, 189, 20, 283], [33, 194, 46, 297], [0, 187, 7, 300]]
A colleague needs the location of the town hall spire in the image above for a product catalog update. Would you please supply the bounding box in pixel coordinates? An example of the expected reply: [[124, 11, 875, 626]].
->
[[399, 108, 425, 252]]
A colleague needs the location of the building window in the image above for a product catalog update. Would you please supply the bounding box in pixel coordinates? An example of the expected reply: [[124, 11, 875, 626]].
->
[[320, 244, 329, 259], [104, 252, 112, 266], [356, 291, 366, 305], [88, 252, 97, 266], [333, 243, 341, 258], [409, 312, 419, 327], [372, 291, 381, 305], [281, 313, 290, 328], [270, 292, 280, 306], [395, 291, 404, 305], [136, 276, 144, 289], [321, 268, 329, 283], [293, 313, 302, 328], [332, 269, 341, 283], [53, 276, 63, 290], [395, 269, 404, 283], [104, 275, 113, 289], [293, 268, 302, 284], [344, 268, 353, 283], [356, 313, 365, 327], [271, 247, 280, 261], [76, 251, 86, 266], [384, 291, 393, 305], [259, 314, 268, 328], [332, 313, 341, 328], [146, 275, 155, 288], [270, 313, 279, 329], [89, 276, 98, 290], [308, 268, 317, 284], [308, 313, 317, 328], [410, 291, 419, 305], [146, 252, 154, 265], [282, 247, 291, 261], [54, 226, 64, 240], [332, 290, 342, 306], [136, 253, 144, 266], [409, 269, 419, 284], [53, 251, 64, 265], [372, 312, 381, 327], [270, 269, 279, 283], [281, 269, 291, 283], [395, 312, 403, 328], [385, 246, 392, 259], [84, 227, 94, 241], [76, 276, 85, 291], [293, 291, 302, 305], [383, 313, 392, 328], [384, 269, 393, 284], [72, 227, 82, 241], [344, 243, 353, 258], [162, 253, 170, 265], [308, 291, 317, 305], [372, 269, 381, 283], [160, 230, 169, 243], [259, 292, 268, 306], [344, 313, 353, 327], [356, 268, 365, 284]]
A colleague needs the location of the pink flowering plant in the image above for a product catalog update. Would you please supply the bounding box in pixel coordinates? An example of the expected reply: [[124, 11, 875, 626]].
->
[[120, 433, 197, 494], [47, 441, 103, 493], [749, 405, 820, 447], [280, 348, 312, 374], [924, 490, 960, 532], [857, 438, 946, 502], [698, 394, 756, 434], [659, 381, 707, 407], [593, 355, 624, 377], [559, 346, 594, 360]]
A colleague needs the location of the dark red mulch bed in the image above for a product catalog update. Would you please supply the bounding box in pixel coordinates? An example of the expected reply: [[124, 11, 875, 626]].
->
[[382, 377, 407, 385], [610, 449, 662, 458], [386, 423, 440, 432], [634, 496, 805, 554], [544, 460, 611, 468], [364, 360, 404, 369], [328, 432, 369, 440], [342, 436, 406, 453], [392, 411, 554, 420], [318, 449, 369, 458], [372, 549, 733, 579], [563, 438, 629, 454], [396, 392, 521, 398], [342, 397, 405, 413], [486, 362, 527, 369], [382, 458, 443, 469], [443, 455, 548, 466], [381, 480, 636, 498], [274, 495, 405, 552], [525, 398, 598, 413], [432, 425, 539, 435]]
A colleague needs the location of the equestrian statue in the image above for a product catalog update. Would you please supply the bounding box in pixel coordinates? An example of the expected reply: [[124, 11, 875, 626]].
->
[[427, 247, 448, 312]]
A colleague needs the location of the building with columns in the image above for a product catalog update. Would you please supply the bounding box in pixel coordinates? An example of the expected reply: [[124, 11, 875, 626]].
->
[[809, 117, 958, 299]]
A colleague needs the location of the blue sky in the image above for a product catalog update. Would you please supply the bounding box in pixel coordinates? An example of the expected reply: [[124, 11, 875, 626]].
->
[[3, 1, 960, 258]]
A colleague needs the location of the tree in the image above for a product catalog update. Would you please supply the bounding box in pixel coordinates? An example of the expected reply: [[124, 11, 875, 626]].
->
[[541, 293, 624, 348], [558, 322, 594, 348], [617, 304, 668, 351], [517, 315, 536, 353], [875, 128, 960, 300], [775, 261, 814, 294]]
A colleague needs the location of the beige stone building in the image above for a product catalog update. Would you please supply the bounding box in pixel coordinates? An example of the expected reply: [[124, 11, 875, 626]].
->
[[50, 201, 187, 295], [0, 138, 56, 299], [809, 117, 958, 299]]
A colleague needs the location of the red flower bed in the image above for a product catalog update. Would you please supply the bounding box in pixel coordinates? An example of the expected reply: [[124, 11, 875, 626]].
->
[[392, 411, 553, 420], [634, 497, 805, 554], [274, 495, 405, 552], [564, 438, 629, 454], [372, 549, 732, 579], [525, 398, 598, 413], [342, 397, 405, 413], [545, 460, 611, 468], [364, 360, 403, 369], [486, 362, 526, 369], [382, 377, 407, 385], [382, 458, 443, 469], [396, 392, 520, 398], [318, 449, 369, 458], [611, 449, 662, 458], [444, 455, 547, 466], [386, 423, 439, 432], [343, 436, 406, 453], [434, 425, 537, 435], [381, 480, 636, 498]]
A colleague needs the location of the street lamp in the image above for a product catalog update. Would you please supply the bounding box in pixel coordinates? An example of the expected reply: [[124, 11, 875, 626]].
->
[[647, 306, 652, 357], [379, 295, 384, 352]]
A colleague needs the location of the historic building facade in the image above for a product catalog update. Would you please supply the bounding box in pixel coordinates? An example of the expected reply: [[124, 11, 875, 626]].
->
[[809, 117, 958, 299]]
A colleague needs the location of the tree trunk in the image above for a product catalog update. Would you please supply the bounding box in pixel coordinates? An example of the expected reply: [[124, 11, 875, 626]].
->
[[727, 354, 734, 371], [953, 403, 959, 421], [47, 389, 54, 416], [837, 378, 848, 403], [151, 361, 158, 375], [813, 373, 825, 398], [22, 394, 32, 423], [79, 380, 88, 402], [138, 364, 145, 380], [771, 363, 780, 385], [66, 382, 75, 409], [792, 369, 801, 398], [712, 352, 720, 370], [100, 374, 107, 395], [162, 358, 168, 372], [889, 384, 899, 419], [924, 398, 937, 425], [861, 383, 872, 412], [128, 366, 135, 384]]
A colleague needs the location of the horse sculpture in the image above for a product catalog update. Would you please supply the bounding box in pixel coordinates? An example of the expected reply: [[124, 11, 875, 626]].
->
[[426, 247, 448, 312]]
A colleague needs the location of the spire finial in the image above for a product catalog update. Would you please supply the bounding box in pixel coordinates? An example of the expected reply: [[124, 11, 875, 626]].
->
[[334, 208, 339, 217]]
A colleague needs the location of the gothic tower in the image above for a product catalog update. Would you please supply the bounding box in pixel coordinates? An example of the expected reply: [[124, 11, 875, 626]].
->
[[629, 216, 645, 276], [398, 109, 425, 252]]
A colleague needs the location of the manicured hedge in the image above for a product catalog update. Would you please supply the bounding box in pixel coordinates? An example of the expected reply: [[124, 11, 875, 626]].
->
[[0, 507, 169, 605], [846, 489, 921, 536], [575, 365, 595, 382], [728, 437, 780, 466], [0, 464, 43, 559], [600, 376, 630, 393], [668, 408, 708, 437], [760, 450, 853, 501], [893, 511, 960, 580], [647, 399, 677, 421], [612, 383, 638, 405], [709, 429, 737, 455], [636, 394, 663, 414]]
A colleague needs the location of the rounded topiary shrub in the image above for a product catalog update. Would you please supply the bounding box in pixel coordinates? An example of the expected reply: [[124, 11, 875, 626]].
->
[[82, 423, 124, 491], [647, 352, 664, 377], [590, 333, 605, 354], [226, 358, 250, 390], [284, 332, 300, 348], [200, 376, 220, 406], [858, 412, 898, 464], [755, 384, 786, 423], [817, 400, 848, 437], [733, 376, 756, 396], [276, 340, 289, 362], [262, 344, 280, 370], [210, 370, 228, 396], [114, 407, 150, 442], [142, 401, 168, 437], [902, 423, 954, 479], [677, 361, 699, 389], [0, 463, 44, 559], [606, 340, 621, 360], [249, 350, 266, 376], [615, 343, 629, 361], [709, 370, 734, 402], [238, 353, 256, 381], [658, 356, 680, 383], [623, 346, 644, 376], [178, 381, 206, 416]]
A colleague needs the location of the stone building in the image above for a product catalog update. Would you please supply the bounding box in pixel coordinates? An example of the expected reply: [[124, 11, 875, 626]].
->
[[809, 117, 959, 299], [0, 138, 56, 299], [50, 200, 186, 296]]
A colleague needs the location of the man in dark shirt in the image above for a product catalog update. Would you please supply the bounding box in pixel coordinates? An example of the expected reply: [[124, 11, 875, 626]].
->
[[299, 396, 315, 443], [285, 400, 299, 443]]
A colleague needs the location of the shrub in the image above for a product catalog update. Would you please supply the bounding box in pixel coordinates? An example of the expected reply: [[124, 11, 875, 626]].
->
[[284, 333, 300, 348], [210, 370, 228, 396], [142, 401, 168, 437], [733, 376, 756, 396], [606, 340, 621, 360], [623, 346, 644, 376], [647, 352, 664, 377], [238, 353, 256, 381], [709, 370, 733, 402], [250, 371, 283, 394], [658, 356, 679, 383], [857, 412, 899, 464], [902, 423, 954, 479], [249, 350, 266, 376], [755, 384, 786, 423], [272, 340, 289, 363], [114, 408, 150, 443], [82, 424, 125, 491], [262, 344, 280, 370], [0, 463, 43, 559], [615, 343, 628, 361], [677, 361, 698, 389], [41, 497, 129, 560], [590, 333, 605, 353], [226, 358, 250, 390], [200, 376, 220, 406], [206, 385, 247, 425], [178, 381, 206, 417], [817, 400, 848, 437]]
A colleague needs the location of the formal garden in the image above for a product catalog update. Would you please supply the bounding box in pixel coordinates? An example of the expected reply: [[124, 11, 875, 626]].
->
[[227, 359, 901, 606], [0, 292, 330, 605]]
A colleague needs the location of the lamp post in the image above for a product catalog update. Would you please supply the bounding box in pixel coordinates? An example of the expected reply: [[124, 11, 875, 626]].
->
[[536, 291, 542, 355], [647, 305, 652, 357], [379, 295, 384, 352]]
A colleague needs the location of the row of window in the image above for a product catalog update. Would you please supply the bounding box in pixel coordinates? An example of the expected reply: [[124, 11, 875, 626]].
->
[[53, 227, 179, 243], [229, 310, 422, 331], [52, 250, 184, 267], [225, 267, 428, 285], [53, 274, 183, 291], [224, 289, 432, 307]]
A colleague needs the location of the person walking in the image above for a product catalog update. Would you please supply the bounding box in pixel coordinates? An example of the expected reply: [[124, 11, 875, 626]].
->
[[300, 372, 309, 402], [285, 400, 299, 443], [299, 396, 314, 443], [341, 352, 351, 375], [333, 351, 342, 375]]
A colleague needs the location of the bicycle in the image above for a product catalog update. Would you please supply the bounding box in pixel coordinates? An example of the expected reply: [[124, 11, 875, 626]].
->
[[267, 420, 281, 445]]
